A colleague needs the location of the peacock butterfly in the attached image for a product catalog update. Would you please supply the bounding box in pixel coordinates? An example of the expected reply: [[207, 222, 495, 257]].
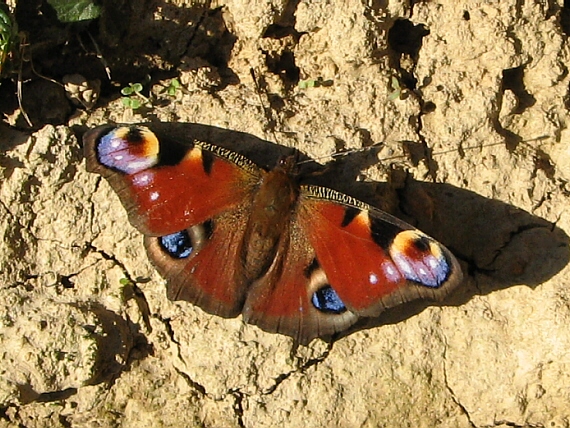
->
[[84, 124, 463, 343]]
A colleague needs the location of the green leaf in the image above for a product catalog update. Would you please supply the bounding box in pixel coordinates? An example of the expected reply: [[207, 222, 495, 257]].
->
[[46, 0, 101, 23], [121, 87, 133, 96], [0, 8, 12, 29], [132, 83, 143, 93], [130, 99, 141, 109], [387, 90, 401, 101], [391, 76, 400, 91]]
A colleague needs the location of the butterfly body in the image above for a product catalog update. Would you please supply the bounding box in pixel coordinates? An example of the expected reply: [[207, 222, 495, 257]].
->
[[85, 125, 462, 343]]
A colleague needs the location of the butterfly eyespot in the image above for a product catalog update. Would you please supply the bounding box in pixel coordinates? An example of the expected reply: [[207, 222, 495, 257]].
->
[[390, 230, 452, 288], [158, 220, 215, 259], [96, 126, 159, 174], [311, 286, 347, 314], [159, 231, 193, 259], [411, 236, 430, 252]]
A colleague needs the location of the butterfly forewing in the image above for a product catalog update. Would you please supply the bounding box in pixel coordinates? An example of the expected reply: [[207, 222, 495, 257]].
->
[[84, 125, 261, 236], [297, 186, 463, 318]]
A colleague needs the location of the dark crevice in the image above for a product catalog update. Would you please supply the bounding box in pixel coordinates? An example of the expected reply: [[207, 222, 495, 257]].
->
[[159, 316, 180, 346], [87, 243, 134, 285], [502, 66, 536, 114], [175, 368, 207, 396], [259, 0, 302, 89], [493, 421, 527, 428], [264, 342, 333, 395], [492, 117, 523, 152], [387, 19, 429, 57], [486, 223, 552, 268], [300, 345, 332, 371], [386, 19, 438, 180], [264, 49, 300, 85], [125, 334, 154, 367], [263, 24, 300, 39], [35, 388, 78, 403], [188, 8, 237, 70], [0, 406, 9, 420], [59, 414, 72, 428], [387, 19, 430, 91], [533, 149, 556, 180], [158, 316, 207, 397], [262, 0, 303, 41], [442, 345, 477, 428], [61, 275, 74, 289], [122, 281, 153, 332], [16, 383, 78, 405], [229, 389, 246, 428], [561, 0, 570, 36]]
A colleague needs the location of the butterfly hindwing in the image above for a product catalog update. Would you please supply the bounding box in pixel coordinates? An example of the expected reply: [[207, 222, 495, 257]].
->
[[144, 207, 252, 318], [242, 219, 359, 343]]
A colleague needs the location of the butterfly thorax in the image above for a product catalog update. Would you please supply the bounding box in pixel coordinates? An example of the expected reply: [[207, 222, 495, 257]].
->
[[241, 161, 300, 281]]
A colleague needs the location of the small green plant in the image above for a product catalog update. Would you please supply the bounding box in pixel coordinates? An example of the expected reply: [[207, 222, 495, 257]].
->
[[388, 75, 402, 101], [298, 76, 333, 89], [163, 78, 181, 96], [119, 277, 134, 286], [299, 78, 318, 89], [121, 82, 151, 110], [46, 0, 101, 23]]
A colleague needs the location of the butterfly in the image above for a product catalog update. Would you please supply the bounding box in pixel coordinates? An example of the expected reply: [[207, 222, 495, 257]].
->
[[84, 124, 463, 343]]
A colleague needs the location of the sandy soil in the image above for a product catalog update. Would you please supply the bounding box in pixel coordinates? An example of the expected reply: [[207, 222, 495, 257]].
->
[[1, 0, 570, 426]]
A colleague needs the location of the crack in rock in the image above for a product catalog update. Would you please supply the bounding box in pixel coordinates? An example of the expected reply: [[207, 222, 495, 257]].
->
[[441, 335, 477, 428]]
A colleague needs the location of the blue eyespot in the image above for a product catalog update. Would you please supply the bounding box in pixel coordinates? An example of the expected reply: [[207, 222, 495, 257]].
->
[[159, 231, 193, 259], [312, 286, 347, 314]]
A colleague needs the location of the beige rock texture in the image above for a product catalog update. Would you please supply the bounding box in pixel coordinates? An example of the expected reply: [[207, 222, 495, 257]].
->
[[1, 0, 570, 427]]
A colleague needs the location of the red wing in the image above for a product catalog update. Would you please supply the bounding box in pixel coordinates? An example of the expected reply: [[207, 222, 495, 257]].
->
[[297, 186, 463, 318], [242, 220, 359, 344], [144, 206, 252, 317], [84, 125, 261, 236]]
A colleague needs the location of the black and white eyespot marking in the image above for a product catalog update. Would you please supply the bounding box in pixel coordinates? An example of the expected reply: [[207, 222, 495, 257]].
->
[[159, 230, 193, 259], [159, 220, 214, 259], [304, 259, 348, 314], [411, 235, 431, 253], [311, 286, 347, 314], [126, 126, 144, 143]]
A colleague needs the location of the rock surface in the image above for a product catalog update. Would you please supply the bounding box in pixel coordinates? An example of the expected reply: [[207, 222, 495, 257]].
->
[[1, 0, 570, 427]]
